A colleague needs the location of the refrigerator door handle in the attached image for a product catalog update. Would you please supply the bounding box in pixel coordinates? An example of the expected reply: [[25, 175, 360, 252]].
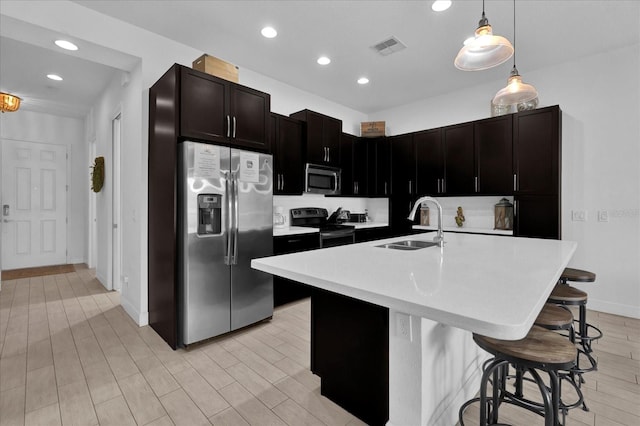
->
[[232, 172, 240, 265], [224, 171, 232, 265]]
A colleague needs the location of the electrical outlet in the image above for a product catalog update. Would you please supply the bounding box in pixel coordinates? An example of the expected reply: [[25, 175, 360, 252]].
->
[[123, 276, 129, 287], [572, 210, 587, 221], [395, 312, 412, 341], [597, 210, 609, 222]]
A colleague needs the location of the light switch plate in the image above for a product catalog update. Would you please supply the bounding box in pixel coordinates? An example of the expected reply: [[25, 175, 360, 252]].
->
[[597, 210, 609, 222], [572, 210, 587, 221]]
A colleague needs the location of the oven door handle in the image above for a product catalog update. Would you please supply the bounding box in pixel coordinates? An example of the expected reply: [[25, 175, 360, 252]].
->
[[320, 230, 354, 239]]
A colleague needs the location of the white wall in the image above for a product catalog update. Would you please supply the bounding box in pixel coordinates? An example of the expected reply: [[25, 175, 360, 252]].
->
[[369, 44, 640, 318], [0, 110, 87, 265]]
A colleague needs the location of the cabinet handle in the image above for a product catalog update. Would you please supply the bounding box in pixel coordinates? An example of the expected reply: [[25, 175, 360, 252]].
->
[[443, 179, 446, 193], [354, 182, 358, 195], [437, 179, 440, 193], [408, 180, 412, 194], [226, 115, 231, 138], [323, 147, 327, 162], [475, 176, 478, 193], [281, 174, 284, 191], [232, 116, 237, 138], [513, 174, 517, 191], [385, 182, 388, 195], [328, 147, 331, 162]]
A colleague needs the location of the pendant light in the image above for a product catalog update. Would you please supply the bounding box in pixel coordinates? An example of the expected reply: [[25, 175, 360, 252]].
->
[[454, 0, 513, 71], [492, 0, 538, 110], [0, 92, 21, 113]]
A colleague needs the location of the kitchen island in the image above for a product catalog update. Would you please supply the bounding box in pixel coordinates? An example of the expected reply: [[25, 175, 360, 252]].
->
[[252, 232, 577, 425]]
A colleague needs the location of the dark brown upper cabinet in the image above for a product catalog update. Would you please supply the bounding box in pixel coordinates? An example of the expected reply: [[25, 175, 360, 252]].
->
[[474, 115, 513, 195], [443, 122, 475, 195], [371, 137, 391, 197], [180, 66, 271, 152], [271, 114, 304, 195], [415, 128, 443, 196], [341, 133, 370, 196], [514, 105, 561, 195], [290, 109, 342, 167], [390, 134, 416, 234]]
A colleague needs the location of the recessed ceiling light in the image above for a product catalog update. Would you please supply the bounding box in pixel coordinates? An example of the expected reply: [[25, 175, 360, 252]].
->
[[357, 77, 369, 85], [431, 1, 452, 12], [54, 39, 78, 51], [261, 26, 277, 38], [47, 74, 63, 81], [317, 56, 331, 65]]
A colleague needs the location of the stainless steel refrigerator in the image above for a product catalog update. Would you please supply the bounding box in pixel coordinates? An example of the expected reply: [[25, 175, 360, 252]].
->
[[178, 141, 273, 345]]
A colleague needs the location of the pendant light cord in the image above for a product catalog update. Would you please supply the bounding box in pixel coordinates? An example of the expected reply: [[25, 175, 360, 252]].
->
[[513, 0, 517, 68]]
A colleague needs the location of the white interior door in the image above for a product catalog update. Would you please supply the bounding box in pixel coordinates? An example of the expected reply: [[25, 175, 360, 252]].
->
[[1, 140, 67, 270]]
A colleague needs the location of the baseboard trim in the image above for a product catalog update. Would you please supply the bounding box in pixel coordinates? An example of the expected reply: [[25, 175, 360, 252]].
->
[[587, 298, 640, 319], [120, 296, 149, 326]]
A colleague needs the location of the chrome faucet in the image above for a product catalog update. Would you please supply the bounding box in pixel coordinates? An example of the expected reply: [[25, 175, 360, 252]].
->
[[408, 196, 444, 247]]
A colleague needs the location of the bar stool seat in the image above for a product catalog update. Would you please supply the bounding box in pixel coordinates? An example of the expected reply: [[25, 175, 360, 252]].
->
[[459, 326, 577, 426], [549, 284, 588, 303], [560, 268, 596, 284], [535, 304, 574, 330]]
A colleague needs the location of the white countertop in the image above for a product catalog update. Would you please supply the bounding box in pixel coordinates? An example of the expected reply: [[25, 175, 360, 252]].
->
[[413, 224, 513, 236], [273, 221, 388, 237], [252, 232, 576, 340]]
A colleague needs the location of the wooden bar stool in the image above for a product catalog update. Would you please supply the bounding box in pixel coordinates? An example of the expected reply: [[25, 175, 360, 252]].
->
[[547, 284, 602, 377], [459, 326, 577, 426], [534, 304, 587, 413]]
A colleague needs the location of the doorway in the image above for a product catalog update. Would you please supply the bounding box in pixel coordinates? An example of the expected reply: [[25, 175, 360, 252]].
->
[[1, 139, 68, 270]]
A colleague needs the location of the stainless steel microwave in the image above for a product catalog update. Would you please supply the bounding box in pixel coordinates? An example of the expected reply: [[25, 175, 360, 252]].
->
[[305, 163, 341, 195]]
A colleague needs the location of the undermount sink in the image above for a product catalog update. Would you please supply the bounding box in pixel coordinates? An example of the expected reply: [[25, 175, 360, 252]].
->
[[375, 240, 440, 250]]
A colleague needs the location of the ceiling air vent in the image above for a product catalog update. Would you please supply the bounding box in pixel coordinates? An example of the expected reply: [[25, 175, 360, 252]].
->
[[371, 36, 407, 56]]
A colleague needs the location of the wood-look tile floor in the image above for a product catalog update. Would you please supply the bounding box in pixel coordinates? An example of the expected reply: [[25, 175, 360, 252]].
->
[[0, 267, 365, 426], [1, 267, 638, 425]]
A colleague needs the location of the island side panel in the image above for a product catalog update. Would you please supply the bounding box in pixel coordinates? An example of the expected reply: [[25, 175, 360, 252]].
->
[[311, 288, 389, 426]]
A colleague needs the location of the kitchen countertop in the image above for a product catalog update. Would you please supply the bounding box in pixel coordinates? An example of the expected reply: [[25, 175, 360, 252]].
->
[[413, 224, 513, 236], [273, 221, 388, 237], [252, 232, 576, 340]]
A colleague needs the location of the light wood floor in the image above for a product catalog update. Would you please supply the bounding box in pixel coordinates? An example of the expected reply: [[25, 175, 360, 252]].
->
[[1, 267, 638, 425]]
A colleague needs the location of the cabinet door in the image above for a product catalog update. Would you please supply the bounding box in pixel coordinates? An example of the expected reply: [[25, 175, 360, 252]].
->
[[390, 134, 415, 197], [390, 134, 416, 235], [353, 138, 369, 196], [374, 137, 391, 196], [323, 116, 342, 166], [514, 195, 560, 239], [180, 68, 228, 142], [514, 106, 560, 195], [340, 133, 355, 196], [415, 128, 443, 195], [230, 85, 271, 152], [443, 123, 475, 194], [475, 115, 513, 194], [274, 116, 304, 195]]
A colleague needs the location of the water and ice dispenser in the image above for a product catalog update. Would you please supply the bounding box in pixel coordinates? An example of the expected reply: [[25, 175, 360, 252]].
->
[[197, 194, 222, 235]]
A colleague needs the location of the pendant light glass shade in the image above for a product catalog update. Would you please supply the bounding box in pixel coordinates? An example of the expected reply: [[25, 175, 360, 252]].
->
[[492, 65, 538, 106], [454, 12, 513, 71], [0, 92, 21, 113], [491, 0, 538, 114]]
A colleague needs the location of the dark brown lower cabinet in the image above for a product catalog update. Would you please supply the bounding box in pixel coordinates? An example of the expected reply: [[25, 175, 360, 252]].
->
[[311, 288, 389, 426], [273, 234, 320, 306], [515, 195, 560, 239]]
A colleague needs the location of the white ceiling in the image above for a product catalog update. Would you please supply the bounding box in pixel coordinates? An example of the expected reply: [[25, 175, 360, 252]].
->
[[1, 1, 639, 117]]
